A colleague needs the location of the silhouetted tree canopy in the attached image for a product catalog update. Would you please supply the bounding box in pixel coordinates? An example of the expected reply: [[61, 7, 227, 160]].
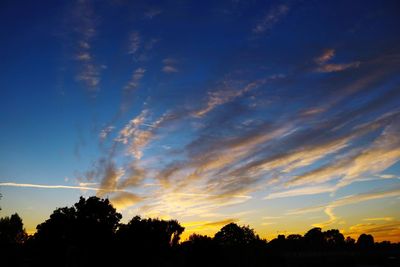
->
[[32, 196, 122, 267], [324, 229, 345, 248], [117, 215, 184, 246], [287, 234, 302, 240], [345, 236, 356, 248], [180, 234, 218, 267], [214, 223, 260, 247], [269, 234, 287, 250], [0, 213, 26, 245], [304, 227, 325, 249], [34, 206, 76, 245], [0, 213, 27, 266], [2, 196, 399, 267], [35, 196, 121, 245], [188, 233, 213, 243], [357, 233, 374, 249], [116, 216, 184, 266]]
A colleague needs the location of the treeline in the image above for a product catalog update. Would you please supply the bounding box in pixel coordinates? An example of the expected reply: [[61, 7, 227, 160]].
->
[[1, 196, 399, 267]]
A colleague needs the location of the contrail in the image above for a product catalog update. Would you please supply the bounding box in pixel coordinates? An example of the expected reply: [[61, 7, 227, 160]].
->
[[0, 182, 124, 192]]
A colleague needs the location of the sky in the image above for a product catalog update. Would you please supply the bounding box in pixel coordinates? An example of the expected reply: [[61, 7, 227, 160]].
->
[[0, 0, 400, 242]]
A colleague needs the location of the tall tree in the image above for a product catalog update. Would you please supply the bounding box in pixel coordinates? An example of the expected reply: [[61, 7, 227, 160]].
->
[[214, 223, 260, 246], [116, 216, 184, 265], [304, 227, 325, 249], [357, 233, 374, 249], [0, 213, 27, 245], [0, 213, 27, 266], [33, 196, 122, 267], [324, 229, 345, 248]]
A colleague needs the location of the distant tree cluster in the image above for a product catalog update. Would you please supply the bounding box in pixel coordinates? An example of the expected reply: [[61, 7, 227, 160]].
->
[[1, 196, 399, 267]]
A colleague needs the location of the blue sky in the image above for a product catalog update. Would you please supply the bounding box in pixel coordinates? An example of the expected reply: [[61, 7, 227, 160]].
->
[[1, 0, 400, 241]]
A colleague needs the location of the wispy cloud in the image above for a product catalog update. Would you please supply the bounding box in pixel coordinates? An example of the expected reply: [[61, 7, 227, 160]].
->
[[137, 188, 251, 220], [127, 31, 158, 62], [79, 47, 400, 221], [264, 185, 335, 200], [99, 126, 115, 141], [87, 159, 126, 197], [144, 8, 162, 19], [331, 187, 400, 208], [128, 31, 141, 56], [261, 222, 277, 226], [253, 4, 289, 34], [193, 75, 283, 117], [74, 0, 102, 94], [76, 58, 101, 92], [162, 65, 179, 73], [288, 119, 400, 188], [314, 49, 360, 73], [376, 174, 399, 179], [344, 220, 400, 241], [363, 217, 394, 222], [115, 109, 171, 159], [118, 31, 157, 114], [125, 68, 146, 91], [132, 65, 399, 216], [181, 218, 238, 238], [314, 49, 335, 65], [157, 122, 293, 195], [288, 187, 400, 228], [120, 68, 146, 113], [162, 58, 179, 73], [203, 218, 238, 227], [316, 62, 360, 73]]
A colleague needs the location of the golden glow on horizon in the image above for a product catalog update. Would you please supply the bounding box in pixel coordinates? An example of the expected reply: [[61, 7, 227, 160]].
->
[[2, 181, 400, 242]]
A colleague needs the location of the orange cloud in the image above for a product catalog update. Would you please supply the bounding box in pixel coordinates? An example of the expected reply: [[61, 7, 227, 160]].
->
[[314, 49, 335, 64], [110, 192, 142, 210]]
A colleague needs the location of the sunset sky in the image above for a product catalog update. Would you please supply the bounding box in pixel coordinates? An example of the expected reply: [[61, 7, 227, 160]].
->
[[1, 0, 400, 242]]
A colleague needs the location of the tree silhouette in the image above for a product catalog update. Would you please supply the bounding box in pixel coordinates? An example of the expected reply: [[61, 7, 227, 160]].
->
[[74, 196, 122, 241], [181, 234, 218, 267], [116, 216, 184, 266], [35, 197, 121, 244], [304, 227, 325, 249], [33, 196, 122, 267], [213, 223, 266, 267], [324, 229, 345, 248], [35, 206, 76, 245], [1, 195, 399, 267], [357, 233, 374, 249], [285, 234, 303, 251], [188, 233, 213, 243], [117, 215, 184, 247], [0, 213, 27, 266], [214, 223, 260, 246], [0, 213, 27, 245], [268, 234, 286, 251]]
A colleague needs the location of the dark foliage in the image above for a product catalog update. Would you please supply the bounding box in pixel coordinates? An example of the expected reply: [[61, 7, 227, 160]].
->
[[357, 233, 375, 249], [0, 213, 26, 245], [29, 196, 122, 267], [116, 215, 184, 266], [1, 196, 399, 267], [0, 213, 27, 266], [214, 223, 260, 246]]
